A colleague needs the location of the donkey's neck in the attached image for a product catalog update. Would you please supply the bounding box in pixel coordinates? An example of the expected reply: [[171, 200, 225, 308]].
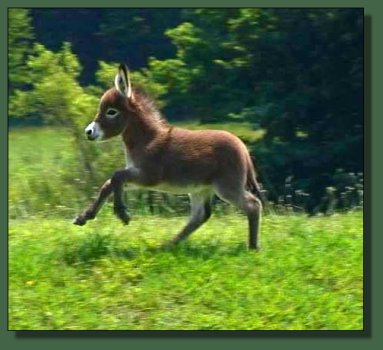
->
[[121, 109, 168, 153]]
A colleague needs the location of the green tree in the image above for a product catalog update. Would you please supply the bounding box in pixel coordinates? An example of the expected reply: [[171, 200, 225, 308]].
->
[[97, 9, 181, 68], [30, 9, 183, 84], [146, 9, 277, 122], [10, 42, 101, 184], [8, 8, 34, 94], [10, 42, 97, 126], [251, 9, 363, 211]]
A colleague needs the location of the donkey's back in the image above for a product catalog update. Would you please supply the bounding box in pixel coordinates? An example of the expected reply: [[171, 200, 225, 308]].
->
[[158, 128, 253, 188]]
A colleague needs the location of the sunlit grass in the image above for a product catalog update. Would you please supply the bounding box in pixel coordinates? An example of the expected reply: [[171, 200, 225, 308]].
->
[[9, 211, 363, 330], [9, 127, 85, 218]]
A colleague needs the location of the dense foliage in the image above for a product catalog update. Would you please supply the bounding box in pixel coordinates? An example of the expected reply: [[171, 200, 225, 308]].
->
[[9, 8, 363, 214]]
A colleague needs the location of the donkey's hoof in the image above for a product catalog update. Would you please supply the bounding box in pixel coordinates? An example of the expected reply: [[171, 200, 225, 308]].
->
[[73, 216, 87, 226], [161, 239, 181, 251], [114, 207, 130, 225], [120, 213, 130, 225]]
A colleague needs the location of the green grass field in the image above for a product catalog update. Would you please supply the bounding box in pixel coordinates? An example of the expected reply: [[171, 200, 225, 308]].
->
[[9, 211, 363, 330], [9, 126, 363, 330]]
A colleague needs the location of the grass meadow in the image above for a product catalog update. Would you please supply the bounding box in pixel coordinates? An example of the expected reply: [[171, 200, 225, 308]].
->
[[8, 126, 364, 330]]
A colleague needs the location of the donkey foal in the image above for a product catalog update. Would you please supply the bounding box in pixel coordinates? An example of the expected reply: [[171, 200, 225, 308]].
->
[[74, 64, 263, 250]]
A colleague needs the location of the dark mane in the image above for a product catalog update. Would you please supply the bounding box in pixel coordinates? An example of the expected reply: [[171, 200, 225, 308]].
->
[[132, 88, 168, 127]]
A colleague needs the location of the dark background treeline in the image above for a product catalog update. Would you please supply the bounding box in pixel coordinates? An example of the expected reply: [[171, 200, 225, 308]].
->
[[9, 8, 364, 215], [30, 9, 182, 83]]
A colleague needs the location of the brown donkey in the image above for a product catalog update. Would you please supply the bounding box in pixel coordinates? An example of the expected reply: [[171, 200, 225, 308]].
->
[[74, 64, 263, 250]]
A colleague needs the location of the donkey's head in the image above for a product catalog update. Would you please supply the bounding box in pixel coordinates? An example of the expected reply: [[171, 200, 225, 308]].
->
[[85, 64, 134, 141]]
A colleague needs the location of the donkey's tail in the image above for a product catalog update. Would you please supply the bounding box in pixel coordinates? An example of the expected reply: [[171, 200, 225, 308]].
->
[[246, 154, 265, 206]]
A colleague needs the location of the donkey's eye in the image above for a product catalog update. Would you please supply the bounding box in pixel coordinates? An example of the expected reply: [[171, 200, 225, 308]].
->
[[106, 108, 119, 118]]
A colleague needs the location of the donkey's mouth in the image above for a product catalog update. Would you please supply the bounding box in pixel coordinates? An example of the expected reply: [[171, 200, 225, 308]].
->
[[87, 135, 97, 141]]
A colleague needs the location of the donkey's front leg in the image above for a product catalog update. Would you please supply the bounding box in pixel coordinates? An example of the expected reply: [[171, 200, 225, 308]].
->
[[111, 167, 142, 225], [73, 179, 113, 226]]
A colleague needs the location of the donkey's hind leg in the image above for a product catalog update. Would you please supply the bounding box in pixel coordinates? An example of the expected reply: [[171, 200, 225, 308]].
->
[[214, 183, 262, 250], [73, 179, 113, 226], [166, 192, 212, 247], [243, 191, 262, 250]]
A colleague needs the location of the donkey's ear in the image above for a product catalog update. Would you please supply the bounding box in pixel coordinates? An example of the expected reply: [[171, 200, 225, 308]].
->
[[114, 63, 132, 99]]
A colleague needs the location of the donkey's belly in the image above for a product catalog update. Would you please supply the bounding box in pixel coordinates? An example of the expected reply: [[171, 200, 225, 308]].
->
[[127, 182, 212, 195]]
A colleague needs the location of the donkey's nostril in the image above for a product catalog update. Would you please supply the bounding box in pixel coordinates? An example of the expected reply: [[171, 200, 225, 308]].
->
[[85, 121, 102, 141]]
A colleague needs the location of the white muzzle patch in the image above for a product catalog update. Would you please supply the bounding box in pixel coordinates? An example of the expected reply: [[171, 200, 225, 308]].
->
[[85, 121, 104, 141]]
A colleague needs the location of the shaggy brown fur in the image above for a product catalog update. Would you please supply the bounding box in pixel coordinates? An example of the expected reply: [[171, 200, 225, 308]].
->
[[74, 64, 263, 250]]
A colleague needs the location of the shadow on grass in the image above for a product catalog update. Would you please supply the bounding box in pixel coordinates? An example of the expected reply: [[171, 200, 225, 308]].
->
[[59, 232, 115, 266], [168, 242, 249, 259], [58, 232, 249, 266]]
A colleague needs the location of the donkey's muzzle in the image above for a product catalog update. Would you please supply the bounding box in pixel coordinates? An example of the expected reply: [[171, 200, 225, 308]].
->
[[86, 128, 96, 141], [85, 121, 103, 141]]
